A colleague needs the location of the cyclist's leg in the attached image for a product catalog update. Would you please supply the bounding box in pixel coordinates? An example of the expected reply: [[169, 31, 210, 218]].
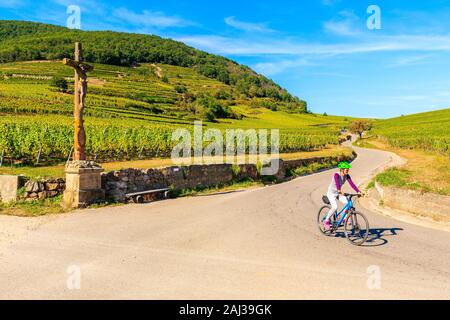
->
[[338, 195, 348, 206], [325, 193, 338, 221], [338, 196, 350, 225]]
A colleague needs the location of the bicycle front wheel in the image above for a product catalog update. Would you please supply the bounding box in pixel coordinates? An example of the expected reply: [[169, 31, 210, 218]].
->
[[344, 211, 369, 246]]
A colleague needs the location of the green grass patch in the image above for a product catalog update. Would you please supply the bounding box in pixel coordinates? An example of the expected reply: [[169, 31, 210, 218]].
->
[[169, 178, 262, 198], [354, 138, 377, 149], [374, 167, 429, 192], [288, 158, 341, 177], [366, 180, 375, 189], [0, 195, 67, 216]]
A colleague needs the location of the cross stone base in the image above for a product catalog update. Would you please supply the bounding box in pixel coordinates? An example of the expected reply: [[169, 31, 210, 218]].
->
[[63, 161, 105, 209], [0, 175, 25, 203]]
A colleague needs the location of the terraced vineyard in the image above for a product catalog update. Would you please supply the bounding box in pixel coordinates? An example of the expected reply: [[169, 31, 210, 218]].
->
[[372, 108, 450, 155], [0, 61, 349, 164], [0, 115, 343, 164]]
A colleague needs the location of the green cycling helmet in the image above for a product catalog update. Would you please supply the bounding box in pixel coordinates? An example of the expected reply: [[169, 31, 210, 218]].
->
[[338, 161, 352, 169]]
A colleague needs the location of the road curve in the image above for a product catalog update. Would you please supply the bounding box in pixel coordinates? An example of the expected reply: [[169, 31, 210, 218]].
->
[[0, 146, 449, 299]]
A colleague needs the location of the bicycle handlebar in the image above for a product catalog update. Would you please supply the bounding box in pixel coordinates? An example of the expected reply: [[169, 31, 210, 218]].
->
[[343, 193, 362, 198]]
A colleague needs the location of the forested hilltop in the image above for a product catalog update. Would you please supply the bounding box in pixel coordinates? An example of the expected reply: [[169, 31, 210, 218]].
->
[[0, 20, 306, 113]]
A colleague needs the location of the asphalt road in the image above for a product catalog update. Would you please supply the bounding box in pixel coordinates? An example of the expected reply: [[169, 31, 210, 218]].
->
[[0, 145, 449, 299]]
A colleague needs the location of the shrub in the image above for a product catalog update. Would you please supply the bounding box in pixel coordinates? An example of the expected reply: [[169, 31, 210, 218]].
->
[[204, 109, 217, 122], [174, 85, 187, 93], [215, 89, 230, 100], [49, 76, 68, 92], [232, 165, 241, 179]]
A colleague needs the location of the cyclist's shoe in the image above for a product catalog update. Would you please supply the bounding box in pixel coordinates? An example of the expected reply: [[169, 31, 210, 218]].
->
[[323, 220, 332, 231]]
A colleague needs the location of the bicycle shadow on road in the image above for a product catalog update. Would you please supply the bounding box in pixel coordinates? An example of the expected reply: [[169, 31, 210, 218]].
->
[[334, 227, 404, 247]]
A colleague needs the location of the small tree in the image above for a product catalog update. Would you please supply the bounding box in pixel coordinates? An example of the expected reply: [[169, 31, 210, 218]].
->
[[50, 76, 68, 92], [349, 120, 372, 139], [174, 84, 187, 93], [214, 89, 230, 100], [204, 109, 217, 122]]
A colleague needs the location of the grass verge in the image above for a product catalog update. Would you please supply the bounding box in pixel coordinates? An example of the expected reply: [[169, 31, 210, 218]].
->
[[0, 195, 67, 217], [360, 138, 450, 195], [169, 178, 264, 198], [287, 156, 348, 177]]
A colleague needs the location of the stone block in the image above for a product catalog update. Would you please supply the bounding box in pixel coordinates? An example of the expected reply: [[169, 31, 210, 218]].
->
[[0, 175, 25, 203], [45, 181, 60, 191], [25, 180, 43, 193], [63, 161, 105, 208], [237, 164, 258, 180], [28, 192, 38, 199]]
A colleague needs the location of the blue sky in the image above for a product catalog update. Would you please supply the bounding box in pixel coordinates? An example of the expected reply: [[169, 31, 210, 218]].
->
[[2, 0, 450, 118]]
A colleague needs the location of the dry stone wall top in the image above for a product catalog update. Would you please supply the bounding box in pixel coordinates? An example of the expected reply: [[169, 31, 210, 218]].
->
[[102, 164, 237, 202]]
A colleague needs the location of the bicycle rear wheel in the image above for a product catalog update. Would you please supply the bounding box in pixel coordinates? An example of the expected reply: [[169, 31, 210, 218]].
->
[[317, 205, 335, 236], [344, 211, 369, 245]]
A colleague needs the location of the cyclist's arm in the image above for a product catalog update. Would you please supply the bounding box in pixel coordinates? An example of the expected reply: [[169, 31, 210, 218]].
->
[[347, 175, 361, 193], [334, 173, 342, 194]]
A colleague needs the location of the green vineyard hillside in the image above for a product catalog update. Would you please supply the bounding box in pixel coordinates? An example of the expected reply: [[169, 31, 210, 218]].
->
[[372, 108, 450, 154], [0, 21, 352, 164]]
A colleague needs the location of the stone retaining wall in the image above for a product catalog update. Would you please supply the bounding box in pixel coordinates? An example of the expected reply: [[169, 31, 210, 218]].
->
[[1, 152, 355, 203], [23, 178, 65, 201], [371, 181, 450, 220], [102, 164, 258, 202], [101, 154, 355, 202]]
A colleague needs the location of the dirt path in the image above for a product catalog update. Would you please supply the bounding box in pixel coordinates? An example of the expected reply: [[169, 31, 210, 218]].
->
[[151, 64, 162, 78]]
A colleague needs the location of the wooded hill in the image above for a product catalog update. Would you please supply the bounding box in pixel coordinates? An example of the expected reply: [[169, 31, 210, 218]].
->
[[0, 20, 307, 115]]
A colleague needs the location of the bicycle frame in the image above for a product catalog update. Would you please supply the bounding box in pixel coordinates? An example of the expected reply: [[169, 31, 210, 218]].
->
[[334, 197, 354, 226]]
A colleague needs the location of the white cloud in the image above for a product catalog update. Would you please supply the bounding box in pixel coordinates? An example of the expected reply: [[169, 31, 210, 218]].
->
[[321, 0, 342, 6], [177, 34, 450, 56], [224, 16, 274, 33], [254, 58, 313, 76], [323, 20, 359, 36], [0, 0, 25, 8], [323, 10, 361, 36], [113, 8, 192, 28], [436, 91, 450, 97], [50, 0, 103, 13], [387, 54, 436, 68], [391, 95, 427, 101]]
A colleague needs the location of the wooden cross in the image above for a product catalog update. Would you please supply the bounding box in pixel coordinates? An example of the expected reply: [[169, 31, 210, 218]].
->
[[63, 42, 94, 161]]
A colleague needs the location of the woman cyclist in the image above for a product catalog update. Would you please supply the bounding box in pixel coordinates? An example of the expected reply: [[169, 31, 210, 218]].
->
[[323, 161, 362, 231]]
